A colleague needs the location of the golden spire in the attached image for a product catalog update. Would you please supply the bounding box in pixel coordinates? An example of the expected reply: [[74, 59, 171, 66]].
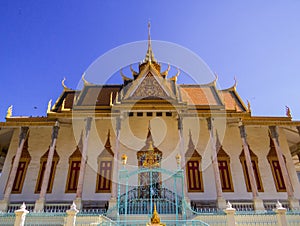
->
[[144, 21, 156, 63], [148, 203, 166, 226]]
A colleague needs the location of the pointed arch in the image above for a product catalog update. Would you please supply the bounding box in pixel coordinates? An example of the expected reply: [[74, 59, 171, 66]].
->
[[10, 135, 31, 194], [267, 136, 286, 192], [35, 146, 60, 193], [239, 146, 263, 192], [65, 134, 83, 193], [217, 143, 234, 192], [185, 131, 204, 192], [96, 130, 114, 193]]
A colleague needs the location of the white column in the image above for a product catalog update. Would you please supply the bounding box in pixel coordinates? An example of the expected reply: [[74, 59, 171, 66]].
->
[[238, 123, 264, 210], [35, 122, 60, 212], [110, 116, 121, 202], [0, 127, 29, 212], [269, 126, 299, 209], [178, 115, 190, 203], [14, 203, 29, 226], [206, 118, 226, 209], [75, 117, 92, 210]]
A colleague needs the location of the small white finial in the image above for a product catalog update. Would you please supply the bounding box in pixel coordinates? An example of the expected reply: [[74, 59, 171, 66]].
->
[[226, 201, 232, 209], [20, 202, 26, 210], [276, 200, 283, 209], [70, 202, 77, 210]]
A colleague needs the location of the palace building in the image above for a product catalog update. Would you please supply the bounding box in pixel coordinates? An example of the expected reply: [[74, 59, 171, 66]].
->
[[0, 25, 300, 225]]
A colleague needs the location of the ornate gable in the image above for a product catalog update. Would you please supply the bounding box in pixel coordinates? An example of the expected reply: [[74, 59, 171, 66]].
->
[[130, 72, 169, 99]]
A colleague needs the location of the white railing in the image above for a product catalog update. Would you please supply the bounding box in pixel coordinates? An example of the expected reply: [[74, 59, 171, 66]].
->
[[264, 201, 289, 211], [44, 203, 70, 213], [7, 203, 35, 213], [231, 202, 254, 211]]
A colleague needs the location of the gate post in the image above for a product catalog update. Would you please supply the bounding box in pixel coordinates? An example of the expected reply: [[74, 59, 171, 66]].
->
[[14, 203, 29, 226], [224, 201, 236, 226], [65, 202, 79, 226], [275, 201, 288, 226]]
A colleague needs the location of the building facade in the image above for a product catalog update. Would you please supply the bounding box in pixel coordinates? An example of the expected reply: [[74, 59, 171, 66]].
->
[[0, 26, 300, 224]]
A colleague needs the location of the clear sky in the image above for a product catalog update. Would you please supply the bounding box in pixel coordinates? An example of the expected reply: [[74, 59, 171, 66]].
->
[[1, 1, 300, 120]]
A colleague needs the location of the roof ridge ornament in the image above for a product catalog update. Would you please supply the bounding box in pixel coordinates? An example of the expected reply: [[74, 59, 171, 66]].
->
[[169, 68, 180, 82], [81, 72, 92, 85], [6, 105, 13, 118], [285, 106, 292, 118], [61, 77, 72, 91], [120, 68, 132, 81], [130, 64, 138, 77], [233, 76, 238, 89], [161, 63, 170, 78], [246, 100, 251, 113], [47, 99, 52, 114]]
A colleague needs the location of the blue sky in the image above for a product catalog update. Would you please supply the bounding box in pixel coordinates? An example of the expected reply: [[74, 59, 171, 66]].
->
[[1, 1, 300, 120]]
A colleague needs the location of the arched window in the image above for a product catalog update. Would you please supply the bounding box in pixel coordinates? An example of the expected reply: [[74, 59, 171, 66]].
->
[[11, 136, 31, 193], [65, 141, 82, 193], [267, 137, 286, 192], [35, 147, 60, 193], [217, 147, 234, 192], [185, 131, 203, 192], [239, 146, 263, 192], [96, 131, 114, 193]]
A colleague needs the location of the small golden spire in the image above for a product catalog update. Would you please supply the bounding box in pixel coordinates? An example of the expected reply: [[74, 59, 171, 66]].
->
[[148, 203, 166, 226], [151, 203, 160, 224], [144, 21, 156, 63], [6, 105, 13, 118]]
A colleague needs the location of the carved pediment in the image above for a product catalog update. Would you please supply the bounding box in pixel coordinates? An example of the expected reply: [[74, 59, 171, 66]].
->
[[130, 73, 169, 99]]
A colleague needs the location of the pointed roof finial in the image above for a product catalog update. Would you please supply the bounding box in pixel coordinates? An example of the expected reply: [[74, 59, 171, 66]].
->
[[148, 20, 151, 45], [105, 129, 111, 148], [188, 129, 195, 150], [146, 121, 154, 146], [144, 21, 156, 63], [286, 106, 292, 118], [215, 130, 222, 151]]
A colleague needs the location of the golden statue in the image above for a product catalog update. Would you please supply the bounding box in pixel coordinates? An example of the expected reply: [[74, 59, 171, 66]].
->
[[143, 141, 160, 168]]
